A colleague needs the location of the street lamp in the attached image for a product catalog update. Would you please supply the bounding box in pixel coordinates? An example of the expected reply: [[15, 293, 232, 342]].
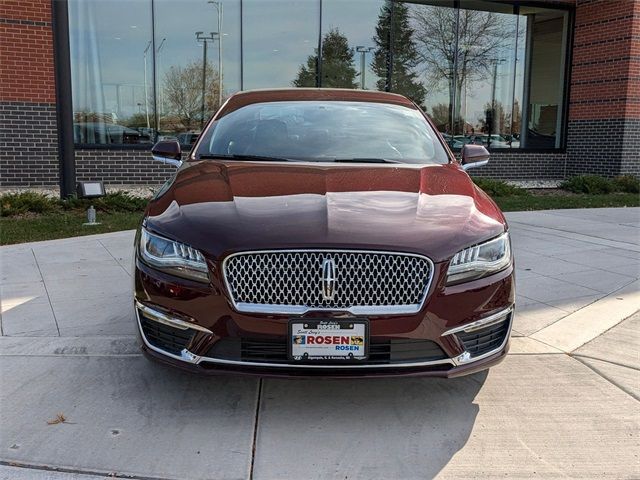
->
[[355, 46, 374, 89], [196, 31, 216, 130], [143, 40, 152, 129], [208, 1, 224, 107], [156, 37, 166, 131], [488, 58, 507, 148]]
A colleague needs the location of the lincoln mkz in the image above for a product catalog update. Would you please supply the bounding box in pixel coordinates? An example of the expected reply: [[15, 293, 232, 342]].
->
[[134, 88, 515, 377]]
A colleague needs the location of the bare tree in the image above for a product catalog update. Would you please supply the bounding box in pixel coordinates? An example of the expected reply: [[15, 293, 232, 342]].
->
[[410, 5, 512, 130], [163, 60, 220, 131]]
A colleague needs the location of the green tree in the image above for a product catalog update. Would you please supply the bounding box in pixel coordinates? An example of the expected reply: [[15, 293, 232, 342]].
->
[[293, 28, 358, 88], [372, 1, 426, 106]]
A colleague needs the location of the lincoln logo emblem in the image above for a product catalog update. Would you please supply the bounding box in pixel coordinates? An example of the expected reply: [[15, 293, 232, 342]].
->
[[321, 258, 337, 300]]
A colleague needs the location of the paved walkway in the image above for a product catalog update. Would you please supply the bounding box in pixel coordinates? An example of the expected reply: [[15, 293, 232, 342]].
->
[[0, 207, 638, 479]]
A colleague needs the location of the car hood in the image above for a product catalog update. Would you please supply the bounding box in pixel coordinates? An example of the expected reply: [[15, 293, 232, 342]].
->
[[145, 161, 506, 263]]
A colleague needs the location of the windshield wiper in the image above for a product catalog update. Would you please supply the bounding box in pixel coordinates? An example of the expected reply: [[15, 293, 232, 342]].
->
[[332, 157, 401, 164], [197, 153, 294, 162]]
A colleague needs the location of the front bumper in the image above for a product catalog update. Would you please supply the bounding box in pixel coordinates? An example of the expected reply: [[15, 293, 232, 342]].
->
[[134, 257, 515, 378]]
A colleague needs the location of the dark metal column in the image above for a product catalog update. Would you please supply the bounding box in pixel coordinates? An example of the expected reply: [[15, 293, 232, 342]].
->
[[51, 0, 76, 198]]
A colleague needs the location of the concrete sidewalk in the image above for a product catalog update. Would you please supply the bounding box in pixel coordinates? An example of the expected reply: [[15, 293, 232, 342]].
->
[[1, 207, 638, 479]]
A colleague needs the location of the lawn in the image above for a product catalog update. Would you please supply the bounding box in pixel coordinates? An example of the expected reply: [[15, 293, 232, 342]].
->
[[1, 211, 143, 245], [494, 193, 639, 212]]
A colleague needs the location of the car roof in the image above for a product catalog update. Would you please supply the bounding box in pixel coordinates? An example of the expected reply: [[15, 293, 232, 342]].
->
[[215, 88, 417, 118]]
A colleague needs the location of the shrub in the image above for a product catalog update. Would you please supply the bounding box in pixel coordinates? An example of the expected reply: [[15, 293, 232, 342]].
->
[[613, 175, 640, 194], [0, 192, 59, 217], [472, 178, 528, 197], [560, 175, 616, 194], [97, 192, 149, 212], [66, 192, 149, 213], [0, 191, 149, 217]]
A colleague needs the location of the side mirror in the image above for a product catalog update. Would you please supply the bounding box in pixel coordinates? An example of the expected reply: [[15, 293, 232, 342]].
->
[[461, 144, 490, 171], [151, 140, 182, 168]]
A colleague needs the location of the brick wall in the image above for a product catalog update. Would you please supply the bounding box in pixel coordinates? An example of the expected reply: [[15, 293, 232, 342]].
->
[[0, 102, 58, 186], [75, 149, 176, 185], [0, 0, 58, 187], [565, 0, 640, 177], [457, 151, 567, 180]]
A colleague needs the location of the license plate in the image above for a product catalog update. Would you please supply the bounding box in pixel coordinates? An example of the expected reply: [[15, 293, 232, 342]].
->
[[289, 319, 368, 361]]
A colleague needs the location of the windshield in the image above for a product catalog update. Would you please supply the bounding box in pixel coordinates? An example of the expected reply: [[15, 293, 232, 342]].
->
[[194, 101, 449, 164]]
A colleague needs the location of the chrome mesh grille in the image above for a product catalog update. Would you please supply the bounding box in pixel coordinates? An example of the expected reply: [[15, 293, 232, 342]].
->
[[223, 250, 433, 314]]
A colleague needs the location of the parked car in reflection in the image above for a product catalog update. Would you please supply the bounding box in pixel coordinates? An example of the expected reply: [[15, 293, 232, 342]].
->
[[73, 122, 152, 144]]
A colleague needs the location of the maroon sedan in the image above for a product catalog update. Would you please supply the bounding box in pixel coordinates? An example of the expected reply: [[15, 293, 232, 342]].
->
[[135, 89, 514, 377]]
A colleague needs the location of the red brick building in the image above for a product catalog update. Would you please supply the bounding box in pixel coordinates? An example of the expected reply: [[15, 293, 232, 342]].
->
[[0, 0, 638, 194]]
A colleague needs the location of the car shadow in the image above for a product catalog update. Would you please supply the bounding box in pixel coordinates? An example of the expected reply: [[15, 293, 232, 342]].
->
[[252, 372, 488, 479]]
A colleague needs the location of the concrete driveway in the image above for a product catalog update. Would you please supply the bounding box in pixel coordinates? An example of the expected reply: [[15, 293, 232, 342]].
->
[[1, 207, 639, 479]]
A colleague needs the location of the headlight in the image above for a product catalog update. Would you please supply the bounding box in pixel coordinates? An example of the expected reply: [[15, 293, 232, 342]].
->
[[447, 232, 511, 285], [138, 228, 209, 282]]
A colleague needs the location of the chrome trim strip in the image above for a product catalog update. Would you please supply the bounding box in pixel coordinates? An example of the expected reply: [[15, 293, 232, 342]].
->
[[232, 302, 425, 316], [221, 249, 435, 316], [442, 306, 513, 336], [135, 303, 513, 371], [136, 301, 213, 334], [135, 307, 457, 369], [152, 155, 182, 168], [462, 159, 489, 171], [136, 307, 202, 363], [451, 307, 514, 366], [195, 356, 455, 369]]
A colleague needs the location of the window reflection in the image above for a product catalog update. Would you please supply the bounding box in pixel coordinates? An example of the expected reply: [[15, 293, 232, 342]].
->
[[242, 0, 320, 90], [380, 1, 427, 104], [154, 0, 240, 147], [456, 2, 518, 149], [406, 1, 457, 138], [69, 0, 154, 145], [320, 0, 384, 90], [519, 7, 568, 149], [67, 0, 569, 149]]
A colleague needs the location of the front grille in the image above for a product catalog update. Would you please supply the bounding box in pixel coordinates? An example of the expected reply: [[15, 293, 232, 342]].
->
[[207, 337, 447, 365], [139, 315, 195, 355], [457, 318, 510, 358], [223, 250, 433, 314]]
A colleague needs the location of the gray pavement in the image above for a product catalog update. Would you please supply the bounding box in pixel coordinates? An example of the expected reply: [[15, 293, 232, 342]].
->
[[0, 207, 639, 479]]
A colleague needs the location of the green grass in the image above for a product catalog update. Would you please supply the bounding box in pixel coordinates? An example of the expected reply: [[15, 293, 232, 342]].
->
[[471, 177, 529, 197], [493, 193, 640, 212], [0, 211, 143, 245]]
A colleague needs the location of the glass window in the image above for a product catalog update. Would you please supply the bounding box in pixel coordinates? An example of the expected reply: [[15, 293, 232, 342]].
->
[[320, 0, 386, 90], [379, 1, 428, 106], [455, 1, 518, 149], [519, 7, 568, 149], [196, 101, 449, 164], [66, 0, 569, 149], [403, 1, 457, 139], [399, 0, 568, 150], [69, 0, 154, 145], [242, 0, 320, 90], [154, 0, 241, 147]]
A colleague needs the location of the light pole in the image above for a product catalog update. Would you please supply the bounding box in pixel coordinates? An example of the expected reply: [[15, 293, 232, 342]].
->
[[156, 37, 166, 131], [208, 1, 224, 107], [355, 46, 374, 89], [143, 40, 151, 129], [196, 31, 216, 130], [489, 57, 506, 148]]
